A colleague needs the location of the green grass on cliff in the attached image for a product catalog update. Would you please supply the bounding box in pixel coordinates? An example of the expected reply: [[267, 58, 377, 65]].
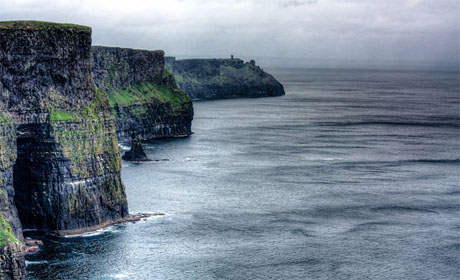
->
[[0, 20, 90, 31], [47, 88, 121, 179], [107, 81, 191, 114], [0, 112, 12, 124], [50, 110, 80, 122], [50, 89, 110, 122], [0, 212, 19, 247]]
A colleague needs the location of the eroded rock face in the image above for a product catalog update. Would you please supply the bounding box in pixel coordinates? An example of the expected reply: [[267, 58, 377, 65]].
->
[[91, 46, 194, 143], [0, 242, 25, 280], [0, 21, 128, 234], [0, 112, 25, 280], [92, 46, 165, 90], [164, 57, 285, 100]]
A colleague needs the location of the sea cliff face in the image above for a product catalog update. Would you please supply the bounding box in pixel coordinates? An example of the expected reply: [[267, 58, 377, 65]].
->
[[0, 21, 128, 240], [0, 111, 25, 280], [164, 57, 285, 100], [92, 46, 194, 142]]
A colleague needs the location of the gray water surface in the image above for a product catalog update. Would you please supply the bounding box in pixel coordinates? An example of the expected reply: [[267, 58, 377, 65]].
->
[[26, 68, 460, 280]]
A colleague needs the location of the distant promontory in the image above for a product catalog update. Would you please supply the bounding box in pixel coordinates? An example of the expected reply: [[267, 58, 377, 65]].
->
[[165, 57, 285, 100]]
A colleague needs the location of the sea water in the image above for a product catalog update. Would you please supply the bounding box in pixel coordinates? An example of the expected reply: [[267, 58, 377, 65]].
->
[[26, 68, 460, 280]]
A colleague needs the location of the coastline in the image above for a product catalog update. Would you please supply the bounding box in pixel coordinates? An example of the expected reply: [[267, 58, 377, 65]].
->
[[24, 213, 165, 238]]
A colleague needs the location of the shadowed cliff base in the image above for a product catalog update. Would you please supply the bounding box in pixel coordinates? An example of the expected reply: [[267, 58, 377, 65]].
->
[[164, 57, 285, 100]]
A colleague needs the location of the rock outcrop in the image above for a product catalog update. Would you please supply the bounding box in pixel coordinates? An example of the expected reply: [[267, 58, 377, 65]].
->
[[0, 20, 128, 242], [164, 57, 285, 100], [122, 136, 149, 161], [0, 111, 25, 280], [91, 46, 194, 143]]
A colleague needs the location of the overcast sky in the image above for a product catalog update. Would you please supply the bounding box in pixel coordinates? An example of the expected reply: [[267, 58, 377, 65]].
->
[[1, 0, 459, 69]]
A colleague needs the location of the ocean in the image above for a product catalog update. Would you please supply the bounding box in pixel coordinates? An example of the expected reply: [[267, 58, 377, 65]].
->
[[25, 68, 460, 280]]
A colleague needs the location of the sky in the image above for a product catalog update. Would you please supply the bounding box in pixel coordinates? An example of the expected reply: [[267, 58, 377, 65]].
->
[[1, 0, 459, 69]]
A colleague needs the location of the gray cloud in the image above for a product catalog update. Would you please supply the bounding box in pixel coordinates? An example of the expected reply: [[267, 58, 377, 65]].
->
[[0, 0, 458, 69], [281, 0, 317, 8]]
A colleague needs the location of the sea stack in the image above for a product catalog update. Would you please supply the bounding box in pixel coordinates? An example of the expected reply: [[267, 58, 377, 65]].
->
[[122, 136, 150, 162], [0, 21, 128, 239]]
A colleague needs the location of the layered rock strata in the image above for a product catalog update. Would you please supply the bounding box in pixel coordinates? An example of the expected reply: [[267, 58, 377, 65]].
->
[[0, 21, 128, 239], [0, 111, 25, 280], [92, 46, 194, 143], [164, 57, 285, 100]]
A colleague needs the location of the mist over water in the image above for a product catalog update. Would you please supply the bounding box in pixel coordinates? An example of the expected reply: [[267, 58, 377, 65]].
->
[[26, 68, 460, 280]]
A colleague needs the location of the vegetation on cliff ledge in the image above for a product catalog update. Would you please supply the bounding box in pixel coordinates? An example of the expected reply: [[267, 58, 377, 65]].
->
[[49, 89, 111, 122], [0, 112, 12, 124], [0, 212, 19, 247], [106, 81, 191, 116], [47, 89, 120, 178]]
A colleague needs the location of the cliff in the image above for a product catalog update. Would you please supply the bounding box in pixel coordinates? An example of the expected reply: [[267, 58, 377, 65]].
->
[[164, 57, 285, 100], [0, 110, 25, 280], [0, 21, 128, 239], [91, 46, 194, 142]]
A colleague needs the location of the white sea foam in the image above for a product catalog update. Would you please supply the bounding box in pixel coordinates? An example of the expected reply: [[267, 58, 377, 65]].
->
[[118, 144, 130, 151], [25, 260, 48, 266], [63, 226, 117, 238], [111, 272, 133, 279], [130, 212, 165, 224]]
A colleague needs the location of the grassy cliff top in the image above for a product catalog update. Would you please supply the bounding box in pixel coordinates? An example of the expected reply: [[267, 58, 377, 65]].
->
[[0, 20, 90, 32], [174, 58, 244, 63], [92, 45, 164, 56]]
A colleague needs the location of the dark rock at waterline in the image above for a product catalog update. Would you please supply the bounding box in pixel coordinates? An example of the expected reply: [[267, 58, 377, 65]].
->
[[52, 212, 164, 237], [24, 239, 43, 255], [122, 137, 150, 161]]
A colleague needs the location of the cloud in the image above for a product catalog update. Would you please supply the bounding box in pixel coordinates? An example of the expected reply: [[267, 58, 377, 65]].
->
[[281, 0, 317, 8], [0, 0, 458, 68]]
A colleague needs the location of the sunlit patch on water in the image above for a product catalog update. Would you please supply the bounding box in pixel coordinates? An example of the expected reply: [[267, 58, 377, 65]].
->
[[110, 272, 133, 279]]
